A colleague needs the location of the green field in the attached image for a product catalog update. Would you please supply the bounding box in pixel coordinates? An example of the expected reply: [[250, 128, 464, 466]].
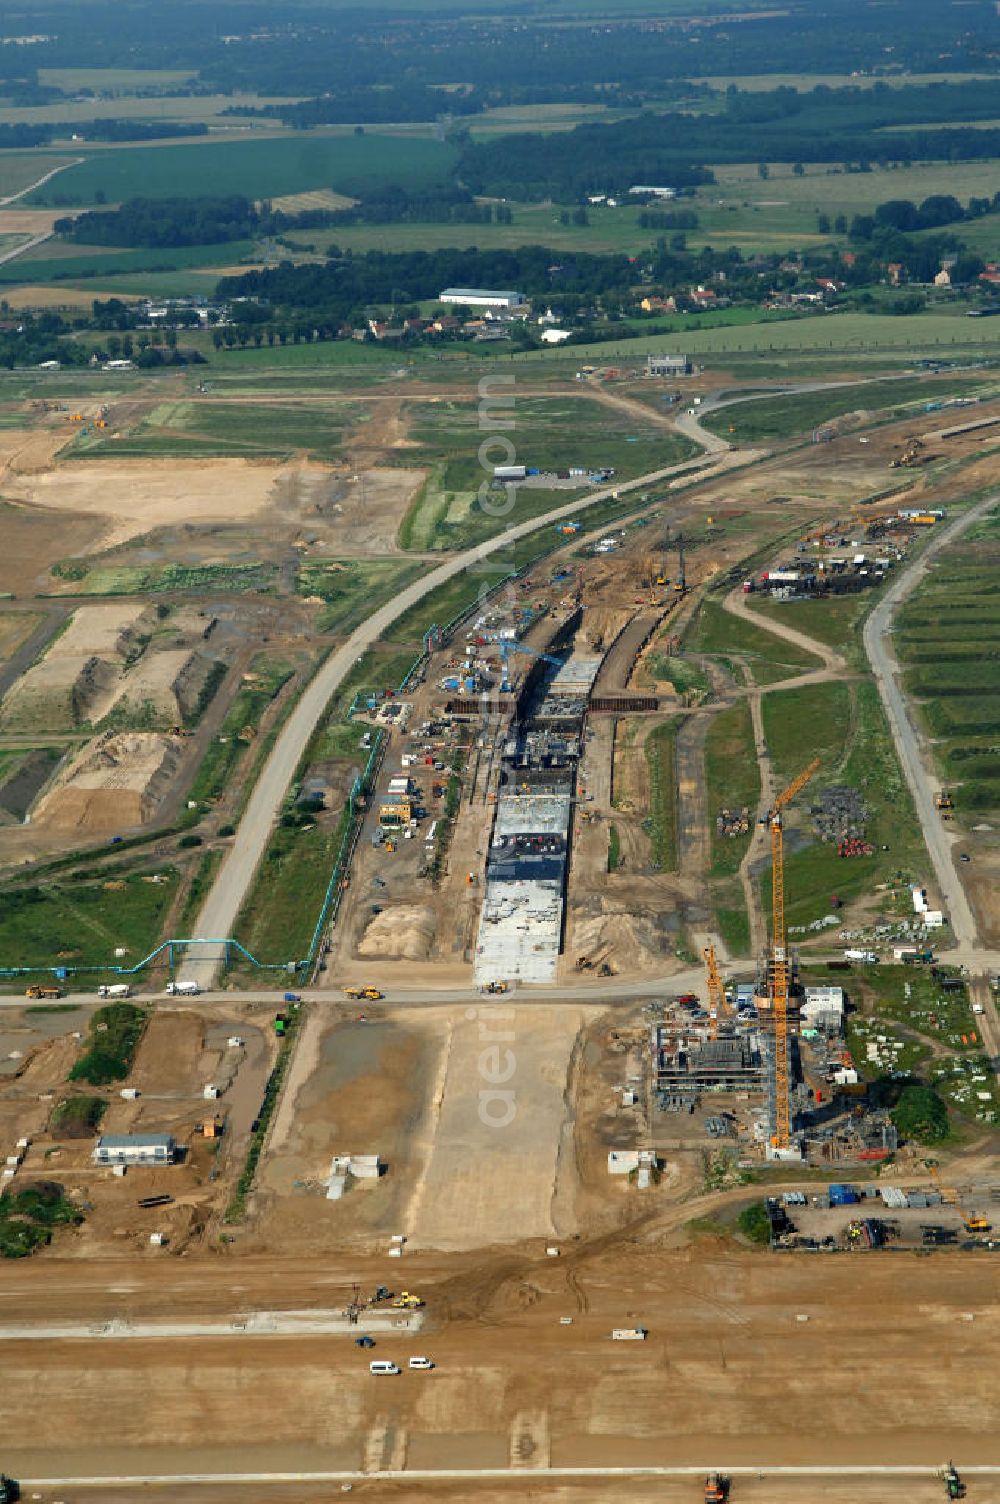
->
[[0, 238, 261, 286], [188, 656, 296, 807], [746, 592, 872, 662], [688, 596, 821, 684], [896, 508, 1000, 812], [396, 395, 695, 552], [704, 700, 761, 877], [644, 720, 681, 871], [69, 399, 361, 461], [761, 678, 930, 928], [0, 869, 176, 975], [24, 134, 455, 207]]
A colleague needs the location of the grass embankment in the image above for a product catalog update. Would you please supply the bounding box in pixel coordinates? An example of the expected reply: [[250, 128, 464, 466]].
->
[[701, 374, 990, 444], [896, 508, 1000, 815], [762, 678, 930, 928], [644, 721, 681, 871], [704, 700, 760, 958], [298, 558, 424, 635], [51, 560, 278, 596], [0, 870, 177, 982], [225, 1004, 300, 1224], [50, 1095, 106, 1136], [689, 596, 821, 684], [188, 657, 294, 807], [69, 1002, 146, 1086]]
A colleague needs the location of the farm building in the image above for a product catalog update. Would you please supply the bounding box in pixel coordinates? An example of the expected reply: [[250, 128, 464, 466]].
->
[[92, 1133, 176, 1167]]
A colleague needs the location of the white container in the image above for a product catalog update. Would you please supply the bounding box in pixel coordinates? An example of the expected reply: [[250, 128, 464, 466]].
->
[[611, 1328, 647, 1341], [113, 1164, 127, 1178], [203, 1085, 221, 1099], [120, 1088, 139, 1100], [390, 1233, 407, 1244], [545, 1246, 560, 1257], [388, 1247, 402, 1258], [149, 1232, 167, 1246], [15, 1138, 29, 1151], [227, 1036, 245, 1048], [5, 1155, 20, 1168]]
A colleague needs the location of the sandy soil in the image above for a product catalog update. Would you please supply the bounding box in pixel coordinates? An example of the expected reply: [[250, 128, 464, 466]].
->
[[5, 458, 290, 550], [33, 730, 185, 830]]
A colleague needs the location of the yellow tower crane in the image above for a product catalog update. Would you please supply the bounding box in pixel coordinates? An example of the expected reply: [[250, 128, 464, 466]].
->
[[767, 756, 821, 1149], [703, 943, 728, 1040]]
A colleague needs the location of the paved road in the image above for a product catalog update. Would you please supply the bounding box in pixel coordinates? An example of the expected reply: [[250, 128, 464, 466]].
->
[[183, 447, 749, 985], [863, 490, 1000, 1060], [24, 1464, 1000, 1489], [863, 493, 998, 953], [0, 228, 52, 268]]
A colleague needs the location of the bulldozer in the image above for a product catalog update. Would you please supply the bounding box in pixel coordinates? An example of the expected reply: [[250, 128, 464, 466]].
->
[[704, 1473, 729, 1503], [485, 980, 508, 994], [391, 1291, 424, 1308], [934, 791, 953, 810]]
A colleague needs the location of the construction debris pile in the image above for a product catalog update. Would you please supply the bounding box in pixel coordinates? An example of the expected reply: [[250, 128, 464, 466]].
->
[[810, 786, 874, 856], [716, 805, 750, 839]]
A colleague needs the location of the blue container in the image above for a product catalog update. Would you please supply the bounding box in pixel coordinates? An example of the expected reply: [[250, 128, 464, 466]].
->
[[828, 1183, 859, 1207]]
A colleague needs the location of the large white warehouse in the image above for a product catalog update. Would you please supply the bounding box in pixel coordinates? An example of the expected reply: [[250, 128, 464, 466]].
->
[[438, 287, 527, 309]]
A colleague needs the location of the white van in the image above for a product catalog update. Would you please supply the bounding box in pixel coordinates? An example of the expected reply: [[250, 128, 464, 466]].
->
[[408, 1356, 434, 1370], [370, 1360, 400, 1375]]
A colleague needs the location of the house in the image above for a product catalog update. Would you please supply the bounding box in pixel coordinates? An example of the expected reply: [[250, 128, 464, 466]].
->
[[887, 263, 906, 286], [628, 185, 676, 199], [688, 286, 718, 308], [816, 277, 843, 293], [979, 263, 1000, 285], [92, 1133, 176, 1167], [540, 328, 572, 344], [640, 295, 677, 314]]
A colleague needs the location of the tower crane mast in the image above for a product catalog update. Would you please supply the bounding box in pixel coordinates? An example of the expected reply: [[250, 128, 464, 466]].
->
[[767, 757, 821, 1149]]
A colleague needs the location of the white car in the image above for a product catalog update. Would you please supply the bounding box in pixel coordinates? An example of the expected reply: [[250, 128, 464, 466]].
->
[[408, 1356, 434, 1370]]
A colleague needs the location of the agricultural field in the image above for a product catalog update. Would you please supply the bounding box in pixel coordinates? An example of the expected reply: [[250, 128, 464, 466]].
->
[[396, 396, 695, 551], [23, 134, 456, 208], [0, 239, 259, 285], [896, 507, 1000, 814], [68, 399, 362, 462], [0, 152, 79, 200]]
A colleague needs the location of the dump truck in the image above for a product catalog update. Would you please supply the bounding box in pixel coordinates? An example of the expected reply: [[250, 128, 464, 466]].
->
[[25, 985, 63, 1000]]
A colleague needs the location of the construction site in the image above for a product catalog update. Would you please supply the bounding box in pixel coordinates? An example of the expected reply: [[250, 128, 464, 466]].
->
[[0, 354, 999, 1502]]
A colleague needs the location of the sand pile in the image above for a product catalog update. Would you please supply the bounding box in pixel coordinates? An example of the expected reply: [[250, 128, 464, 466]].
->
[[357, 905, 436, 962], [34, 730, 184, 831], [569, 903, 667, 971]]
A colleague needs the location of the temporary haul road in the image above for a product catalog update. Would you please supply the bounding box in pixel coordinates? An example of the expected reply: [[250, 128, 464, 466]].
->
[[184, 439, 750, 985]]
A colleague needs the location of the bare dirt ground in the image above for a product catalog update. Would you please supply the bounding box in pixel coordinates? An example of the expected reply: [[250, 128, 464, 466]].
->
[[274, 462, 426, 556], [5, 458, 291, 550], [2, 1235, 998, 1482]]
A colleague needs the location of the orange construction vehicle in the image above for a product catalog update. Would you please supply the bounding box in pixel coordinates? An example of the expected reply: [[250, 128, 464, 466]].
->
[[704, 1473, 729, 1503]]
